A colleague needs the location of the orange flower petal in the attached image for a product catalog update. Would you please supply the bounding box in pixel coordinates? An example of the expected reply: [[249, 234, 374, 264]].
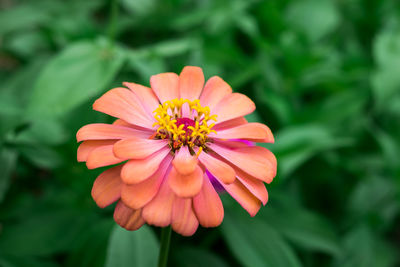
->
[[76, 123, 151, 142], [150, 73, 179, 103], [171, 197, 199, 236], [210, 143, 275, 183], [200, 76, 232, 111], [121, 155, 172, 210], [142, 178, 175, 227], [213, 93, 255, 124], [86, 145, 126, 169], [168, 165, 203, 198], [198, 152, 235, 184], [172, 146, 197, 175], [113, 201, 145, 231], [91, 165, 122, 208], [213, 117, 247, 131], [113, 138, 168, 159], [93, 88, 155, 129], [221, 179, 261, 217], [77, 140, 115, 162], [123, 82, 160, 115], [121, 147, 171, 184], [210, 122, 274, 143], [179, 66, 204, 101], [235, 167, 269, 205], [193, 173, 224, 227]]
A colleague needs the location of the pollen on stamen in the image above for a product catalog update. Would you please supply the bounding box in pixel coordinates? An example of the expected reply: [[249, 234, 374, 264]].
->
[[152, 99, 217, 152]]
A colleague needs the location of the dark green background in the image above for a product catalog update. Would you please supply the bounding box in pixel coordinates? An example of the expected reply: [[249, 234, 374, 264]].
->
[[1, 0, 400, 266]]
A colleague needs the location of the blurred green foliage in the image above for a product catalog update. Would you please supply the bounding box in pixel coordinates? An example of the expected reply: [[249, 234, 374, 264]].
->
[[1, 0, 400, 266]]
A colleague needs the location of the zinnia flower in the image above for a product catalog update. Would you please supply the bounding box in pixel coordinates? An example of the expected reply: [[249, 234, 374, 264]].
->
[[77, 66, 276, 236]]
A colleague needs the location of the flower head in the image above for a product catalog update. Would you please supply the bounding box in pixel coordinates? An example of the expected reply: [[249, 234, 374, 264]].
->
[[77, 66, 276, 236]]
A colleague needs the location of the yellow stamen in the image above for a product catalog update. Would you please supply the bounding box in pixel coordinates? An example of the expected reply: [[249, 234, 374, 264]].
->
[[152, 98, 217, 150]]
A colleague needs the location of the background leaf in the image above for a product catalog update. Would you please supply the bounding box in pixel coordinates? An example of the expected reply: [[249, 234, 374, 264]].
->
[[105, 225, 159, 267]]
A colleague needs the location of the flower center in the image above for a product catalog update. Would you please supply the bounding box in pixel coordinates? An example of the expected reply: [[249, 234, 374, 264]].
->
[[152, 99, 217, 151]]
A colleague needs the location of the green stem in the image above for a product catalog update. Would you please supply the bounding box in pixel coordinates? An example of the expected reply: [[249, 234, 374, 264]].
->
[[158, 226, 172, 267], [107, 0, 118, 45]]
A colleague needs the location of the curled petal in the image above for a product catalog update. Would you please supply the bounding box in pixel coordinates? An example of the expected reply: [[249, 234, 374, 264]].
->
[[114, 201, 145, 231], [172, 146, 197, 175], [77, 140, 115, 162], [168, 165, 203, 198], [121, 155, 172, 210], [210, 143, 275, 183], [171, 198, 199, 236], [142, 177, 175, 227], [198, 152, 235, 184], [193, 173, 224, 227], [221, 179, 261, 217], [91, 165, 122, 208], [86, 145, 126, 169], [235, 167, 269, 205], [121, 147, 171, 184]]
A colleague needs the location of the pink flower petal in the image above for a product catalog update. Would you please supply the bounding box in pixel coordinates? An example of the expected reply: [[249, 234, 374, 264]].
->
[[123, 82, 160, 115], [213, 93, 255, 124], [198, 152, 235, 184], [193, 173, 224, 227], [210, 143, 275, 183], [171, 197, 199, 236], [213, 117, 247, 131], [91, 165, 122, 208], [76, 123, 151, 142], [86, 145, 126, 169], [200, 76, 232, 111], [121, 155, 172, 210], [172, 146, 198, 175], [210, 122, 274, 143], [142, 178, 175, 227], [77, 140, 115, 162], [150, 73, 179, 103], [168, 165, 203, 198], [93, 88, 155, 129], [113, 138, 168, 159], [179, 66, 204, 101], [113, 201, 145, 231], [121, 147, 171, 184], [235, 167, 268, 205], [221, 179, 261, 217]]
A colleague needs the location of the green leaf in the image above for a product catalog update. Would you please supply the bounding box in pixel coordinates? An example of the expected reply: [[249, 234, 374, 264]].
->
[[0, 211, 92, 256], [18, 145, 62, 169], [0, 148, 17, 203], [172, 247, 229, 267], [286, 0, 339, 42], [67, 219, 114, 267], [105, 225, 159, 267], [0, 255, 58, 267], [267, 125, 352, 178], [371, 28, 400, 109], [222, 209, 302, 267], [28, 39, 125, 117], [334, 225, 397, 267], [0, 5, 50, 36], [260, 195, 341, 255]]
